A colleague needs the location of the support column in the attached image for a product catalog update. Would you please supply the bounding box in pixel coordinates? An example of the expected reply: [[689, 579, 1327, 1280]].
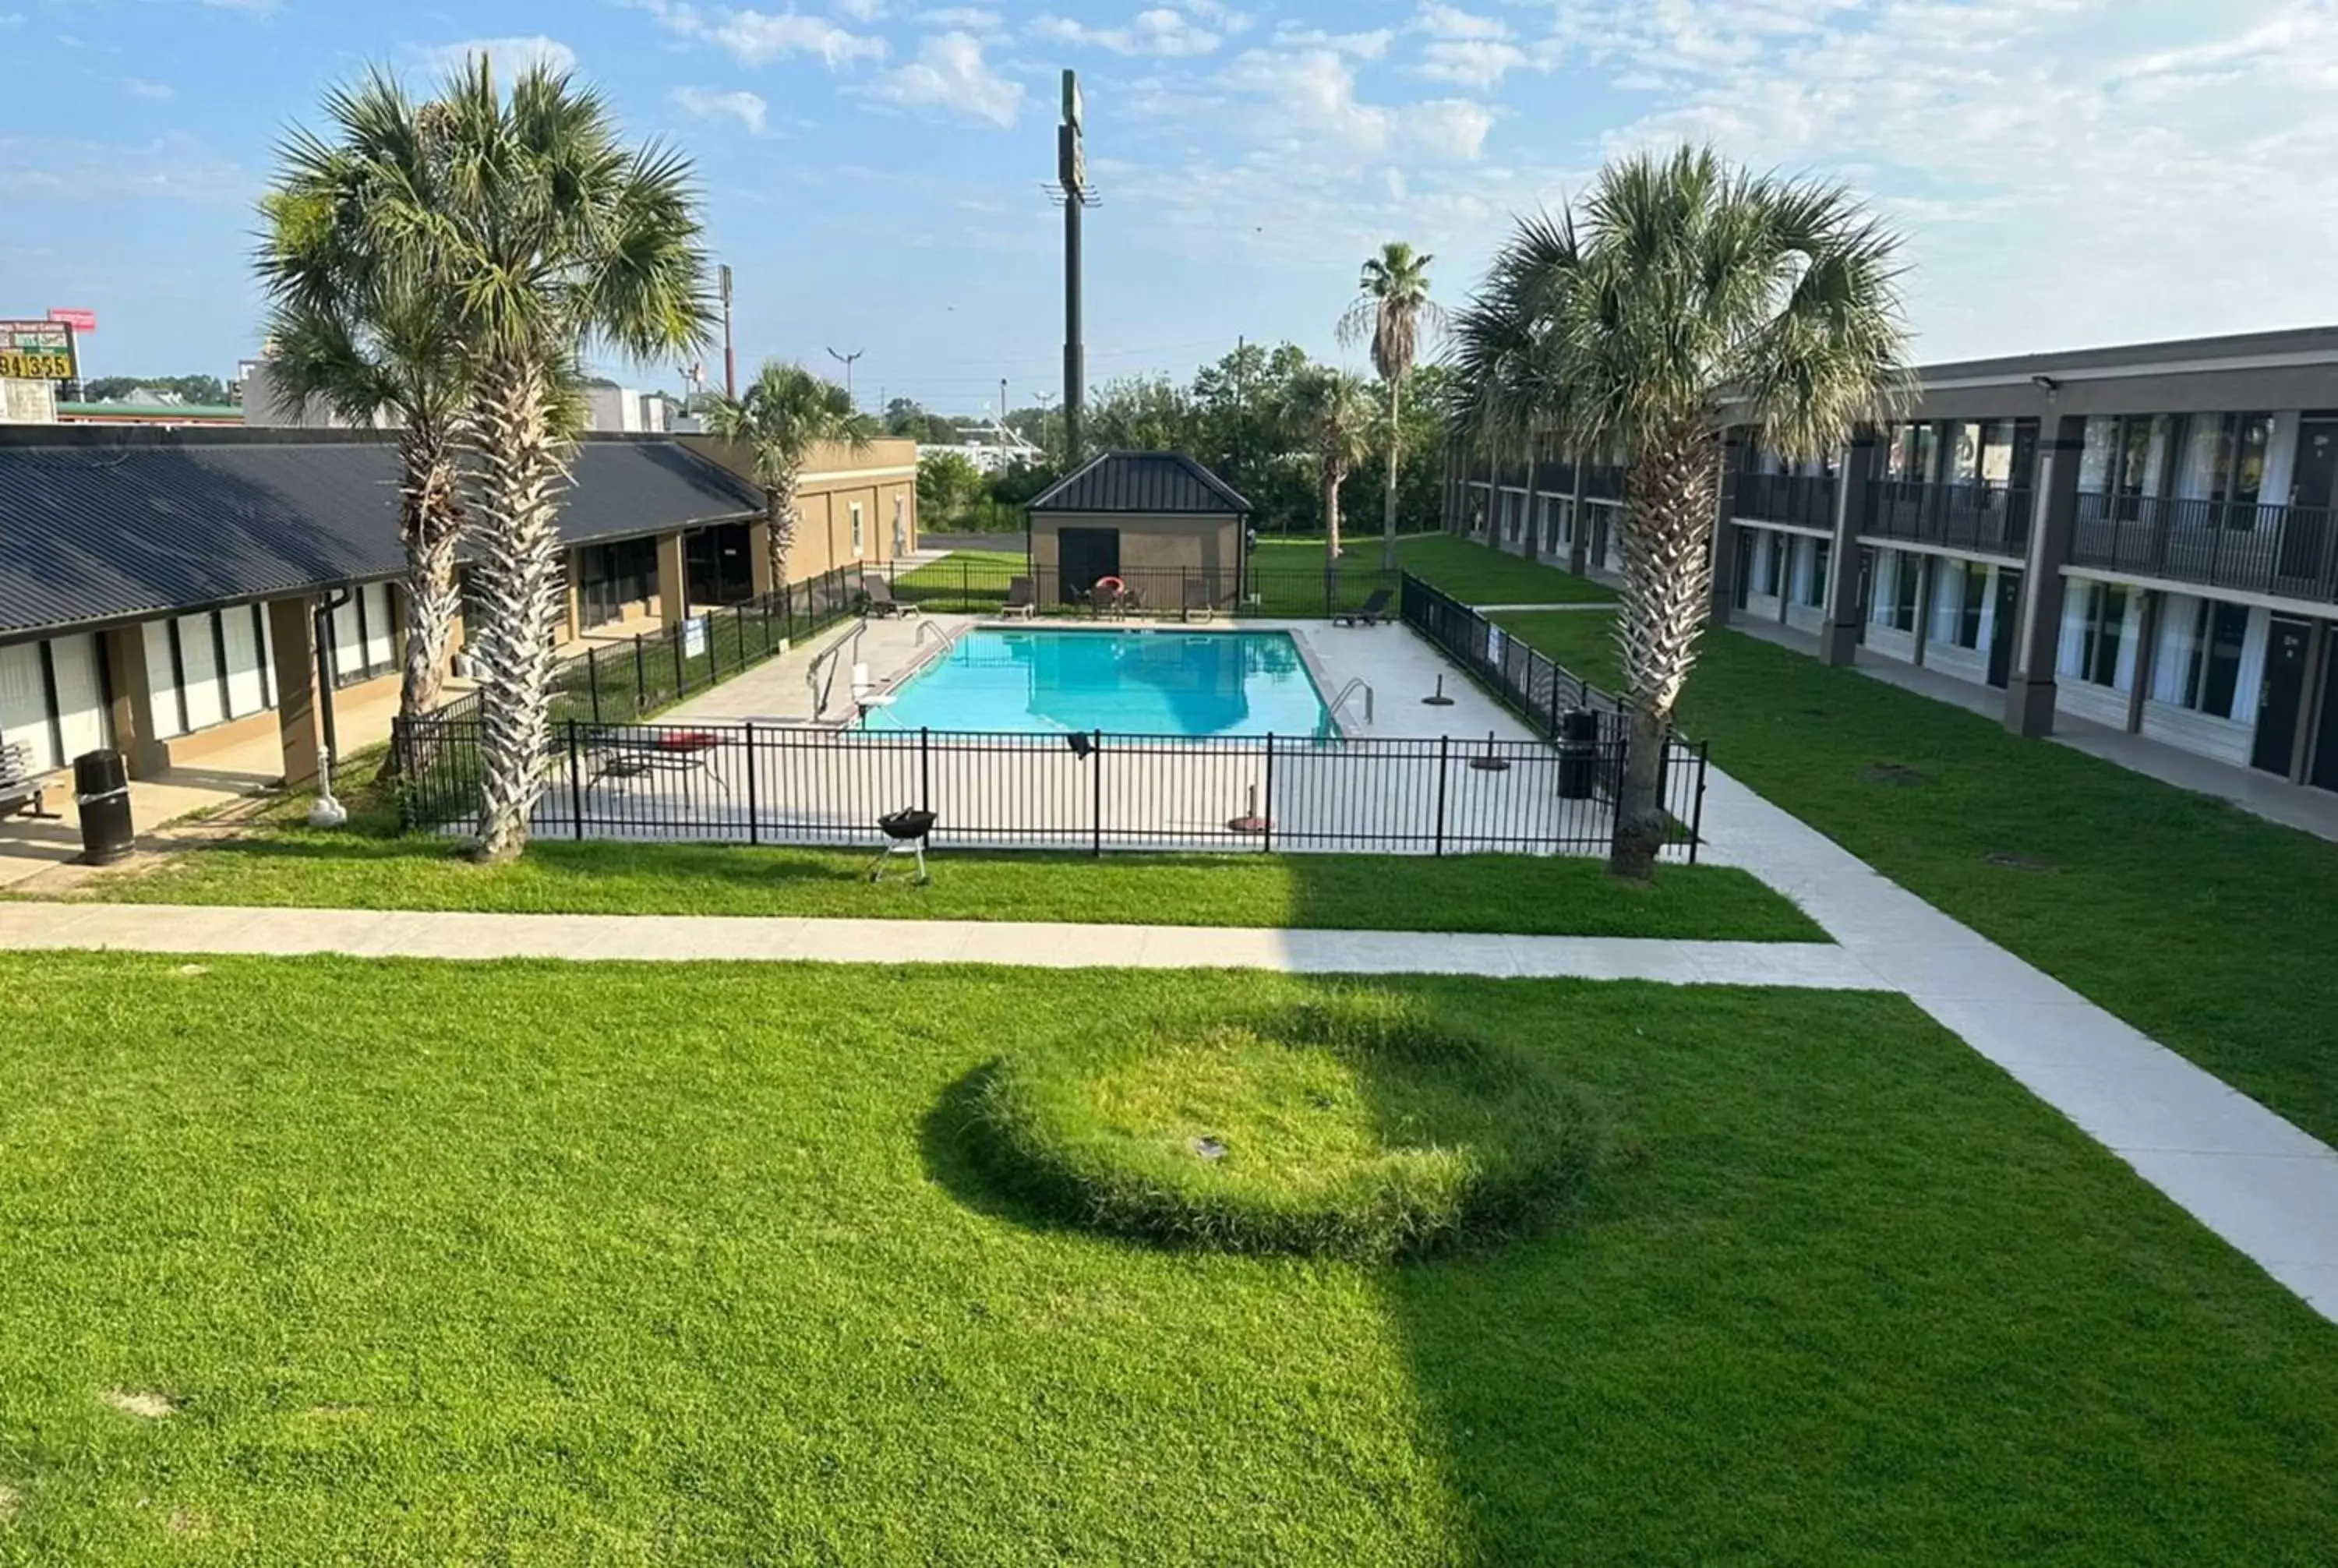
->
[[2004, 413, 2085, 737], [747, 517, 775, 599], [1708, 429, 1745, 621], [101, 624, 171, 780], [1566, 454, 1590, 577], [265, 596, 323, 789], [1522, 441, 1544, 563], [2125, 589, 2160, 733], [562, 549, 584, 645], [1819, 431, 1877, 666], [657, 530, 689, 630], [1909, 554, 1936, 667]]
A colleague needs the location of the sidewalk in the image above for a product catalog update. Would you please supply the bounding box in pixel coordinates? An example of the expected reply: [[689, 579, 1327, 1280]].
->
[[0, 902, 1872, 985]]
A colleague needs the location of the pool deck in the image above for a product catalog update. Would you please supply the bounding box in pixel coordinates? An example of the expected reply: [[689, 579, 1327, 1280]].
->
[[662, 616, 1541, 746]]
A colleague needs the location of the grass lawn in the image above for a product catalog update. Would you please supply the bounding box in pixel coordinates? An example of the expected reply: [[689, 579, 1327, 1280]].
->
[[67, 828, 1820, 941], [1492, 588, 2338, 1146], [895, 535, 1614, 616], [2, 955, 2333, 1563]]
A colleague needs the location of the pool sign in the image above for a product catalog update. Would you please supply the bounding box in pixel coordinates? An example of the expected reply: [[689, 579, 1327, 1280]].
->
[[683, 614, 708, 659], [47, 307, 97, 335], [0, 320, 77, 383]]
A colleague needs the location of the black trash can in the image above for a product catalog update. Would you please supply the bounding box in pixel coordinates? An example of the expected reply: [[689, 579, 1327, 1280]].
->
[[73, 749, 135, 865], [1556, 708, 1600, 800]]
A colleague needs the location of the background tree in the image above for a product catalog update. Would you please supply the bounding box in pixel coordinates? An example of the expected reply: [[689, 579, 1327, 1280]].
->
[[257, 70, 471, 779], [1479, 146, 1910, 878], [916, 448, 984, 526], [1283, 367, 1377, 567], [704, 361, 880, 590], [408, 58, 712, 862], [1340, 242, 1445, 570], [81, 374, 233, 406]]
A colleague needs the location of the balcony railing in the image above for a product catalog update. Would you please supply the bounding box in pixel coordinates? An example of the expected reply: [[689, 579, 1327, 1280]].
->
[[1581, 463, 1626, 503], [1732, 472, 1836, 530], [1861, 480, 2033, 557], [2070, 493, 2338, 604]]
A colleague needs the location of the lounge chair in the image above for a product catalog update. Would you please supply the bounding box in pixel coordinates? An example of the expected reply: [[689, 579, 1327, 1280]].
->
[[861, 575, 922, 619], [1333, 587, 1393, 627], [1001, 575, 1038, 618], [0, 742, 58, 821], [1181, 577, 1218, 623]]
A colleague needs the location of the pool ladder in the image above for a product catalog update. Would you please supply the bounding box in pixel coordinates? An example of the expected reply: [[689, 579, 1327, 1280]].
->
[[1327, 678, 1375, 728], [807, 623, 867, 720]]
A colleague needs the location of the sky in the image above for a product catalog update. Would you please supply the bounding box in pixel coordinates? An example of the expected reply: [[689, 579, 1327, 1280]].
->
[[5, 0, 2338, 411]]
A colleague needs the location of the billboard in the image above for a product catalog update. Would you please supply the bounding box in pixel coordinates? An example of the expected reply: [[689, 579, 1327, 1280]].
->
[[0, 320, 78, 383], [48, 307, 97, 335]]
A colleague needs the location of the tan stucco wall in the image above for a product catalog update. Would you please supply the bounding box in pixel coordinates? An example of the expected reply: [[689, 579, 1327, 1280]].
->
[[676, 436, 919, 585], [1029, 512, 1244, 606]]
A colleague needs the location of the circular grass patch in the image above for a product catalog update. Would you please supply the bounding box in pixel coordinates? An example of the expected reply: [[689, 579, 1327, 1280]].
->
[[960, 999, 1603, 1262]]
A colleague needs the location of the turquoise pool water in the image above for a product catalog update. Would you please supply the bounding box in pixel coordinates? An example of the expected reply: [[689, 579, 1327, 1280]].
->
[[862, 628, 1333, 737]]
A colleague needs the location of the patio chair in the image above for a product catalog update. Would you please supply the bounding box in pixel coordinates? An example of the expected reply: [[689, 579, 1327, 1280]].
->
[[1181, 577, 1218, 623], [861, 575, 922, 619], [0, 741, 58, 821], [1001, 575, 1039, 619], [1333, 588, 1394, 627], [584, 728, 730, 796]]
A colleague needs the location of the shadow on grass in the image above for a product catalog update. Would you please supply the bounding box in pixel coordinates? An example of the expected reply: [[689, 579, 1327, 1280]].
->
[[916, 1061, 1102, 1244]]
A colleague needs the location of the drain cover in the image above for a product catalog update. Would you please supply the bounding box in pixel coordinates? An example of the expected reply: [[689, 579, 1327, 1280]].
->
[[1859, 762, 1927, 785], [1192, 1135, 1227, 1161]]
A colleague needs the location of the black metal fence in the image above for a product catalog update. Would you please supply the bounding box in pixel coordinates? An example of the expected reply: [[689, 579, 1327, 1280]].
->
[[1399, 574, 1706, 853], [874, 556, 1400, 619], [394, 717, 1701, 858], [436, 566, 859, 728]]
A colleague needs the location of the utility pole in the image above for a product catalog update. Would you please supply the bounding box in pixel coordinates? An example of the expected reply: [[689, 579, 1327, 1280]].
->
[[1051, 69, 1097, 465], [719, 263, 736, 399], [826, 346, 864, 409]]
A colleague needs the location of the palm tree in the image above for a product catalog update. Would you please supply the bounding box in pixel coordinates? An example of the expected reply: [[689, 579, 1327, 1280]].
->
[[703, 362, 879, 588], [383, 58, 712, 861], [1339, 242, 1445, 571], [1443, 285, 1548, 563], [256, 72, 471, 781], [1284, 367, 1377, 564], [1478, 146, 1910, 878]]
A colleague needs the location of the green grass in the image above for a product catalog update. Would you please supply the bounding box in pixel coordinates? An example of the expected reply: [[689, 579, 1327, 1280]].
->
[[890, 535, 1612, 617], [964, 994, 1602, 1259], [2, 955, 2335, 1562], [1492, 588, 2338, 1146], [67, 828, 1820, 941]]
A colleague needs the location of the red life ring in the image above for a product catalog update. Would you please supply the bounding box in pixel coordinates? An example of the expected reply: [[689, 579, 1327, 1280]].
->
[[1094, 575, 1125, 595]]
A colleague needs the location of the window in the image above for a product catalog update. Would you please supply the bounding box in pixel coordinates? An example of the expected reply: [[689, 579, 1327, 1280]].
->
[[1885, 423, 1940, 483], [850, 501, 865, 557], [2075, 583, 2131, 688], [1801, 539, 1831, 609], [2153, 597, 2252, 719], [0, 634, 114, 774], [2176, 413, 2275, 522], [221, 605, 268, 719], [0, 641, 55, 772], [1926, 560, 1988, 649], [1869, 550, 1919, 631], [2083, 415, 2175, 513], [329, 588, 397, 687], [176, 614, 226, 731]]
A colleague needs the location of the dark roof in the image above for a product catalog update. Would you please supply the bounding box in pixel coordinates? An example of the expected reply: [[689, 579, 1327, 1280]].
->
[[1028, 450, 1251, 515], [0, 433, 763, 639], [1912, 322, 2338, 384]]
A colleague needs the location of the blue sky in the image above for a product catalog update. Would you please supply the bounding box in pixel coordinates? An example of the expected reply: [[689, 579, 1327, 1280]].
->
[[5, 0, 2336, 410]]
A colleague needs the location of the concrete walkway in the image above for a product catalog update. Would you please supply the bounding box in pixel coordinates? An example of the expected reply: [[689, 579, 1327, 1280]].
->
[[1690, 766, 2338, 1323], [0, 902, 1873, 986]]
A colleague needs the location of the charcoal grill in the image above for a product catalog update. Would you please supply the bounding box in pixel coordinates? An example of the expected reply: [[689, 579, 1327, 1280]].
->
[[871, 807, 938, 885]]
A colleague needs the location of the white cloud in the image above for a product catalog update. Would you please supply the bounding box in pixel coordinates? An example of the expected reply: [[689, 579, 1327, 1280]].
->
[[1036, 9, 1224, 58], [1416, 3, 1509, 42], [419, 36, 579, 78], [835, 0, 888, 18], [1545, 0, 2338, 357], [671, 85, 770, 133], [623, 1, 885, 68], [1272, 25, 1393, 58], [120, 76, 175, 101], [920, 6, 1001, 27], [1222, 47, 1491, 163], [1418, 38, 1525, 86], [869, 31, 1022, 126]]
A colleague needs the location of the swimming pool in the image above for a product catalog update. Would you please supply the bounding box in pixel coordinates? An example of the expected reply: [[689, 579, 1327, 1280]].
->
[[861, 627, 1334, 737]]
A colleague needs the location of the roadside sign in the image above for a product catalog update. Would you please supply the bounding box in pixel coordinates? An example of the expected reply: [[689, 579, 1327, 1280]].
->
[[0, 320, 76, 382], [48, 307, 97, 334]]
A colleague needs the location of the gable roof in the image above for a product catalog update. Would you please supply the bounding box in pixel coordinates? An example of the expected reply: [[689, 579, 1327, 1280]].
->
[[0, 433, 764, 640], [1027, 450, 1251, 516]]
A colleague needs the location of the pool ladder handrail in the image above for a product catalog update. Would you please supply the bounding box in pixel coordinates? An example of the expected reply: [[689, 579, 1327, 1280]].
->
[[807, 623, 867, 719], [1326, 677, 1375, 728]]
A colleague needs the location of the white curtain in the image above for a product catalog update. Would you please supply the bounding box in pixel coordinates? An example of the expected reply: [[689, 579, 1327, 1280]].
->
[[0, 641, 54, 772], [48, 634, 110, 761]]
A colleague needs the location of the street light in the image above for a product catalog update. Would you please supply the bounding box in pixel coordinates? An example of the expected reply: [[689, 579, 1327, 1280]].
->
[[827, 346, 864, 409]]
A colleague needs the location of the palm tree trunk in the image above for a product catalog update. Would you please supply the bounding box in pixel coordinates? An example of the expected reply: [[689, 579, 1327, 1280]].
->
[[1609, 420, 1719, 881], [765, 471, 800, 592], [375, 429, 462, 785], [1380, 376, 1402, 571], [465, 354, 569, 864], [1324, 464, 1343, 599], [1522, 442, 1543, 564]]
